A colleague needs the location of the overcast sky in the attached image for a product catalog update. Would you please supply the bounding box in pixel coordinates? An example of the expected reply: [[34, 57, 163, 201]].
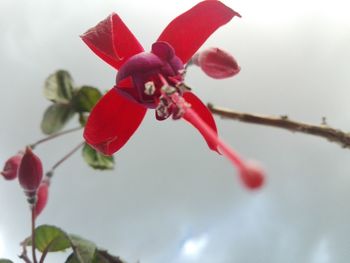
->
[[1, 0, 350, 262]]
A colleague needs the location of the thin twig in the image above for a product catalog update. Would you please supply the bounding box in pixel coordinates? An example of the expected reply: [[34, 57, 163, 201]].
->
[[30, 126, 83, 149], [19, 243, 32, 263], [46, 141, 85, 177], [208, 103, 350, 149]]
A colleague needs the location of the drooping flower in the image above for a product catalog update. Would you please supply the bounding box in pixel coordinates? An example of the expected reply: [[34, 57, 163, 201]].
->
[[192, 47, 241, 79], [18, 147, 43, 197], [81, 0, 264, 188], [1, 152, 23, 180]]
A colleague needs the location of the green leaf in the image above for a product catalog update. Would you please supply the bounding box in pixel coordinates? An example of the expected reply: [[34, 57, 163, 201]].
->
[[72, 86, 102, 113], [34, 225, 71, 252], [41, 104, 75, 134], [69, 235, 97, 263], [0, 259, 14, 263], [82, 144, 114, 170], [24, 225, 126, 263], [44, 70, 74, 103], [67, 249, 125, 263]]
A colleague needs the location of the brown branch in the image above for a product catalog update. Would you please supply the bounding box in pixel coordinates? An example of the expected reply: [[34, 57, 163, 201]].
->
[[207, 103, 350, 149], [19, 243, 32, 263]]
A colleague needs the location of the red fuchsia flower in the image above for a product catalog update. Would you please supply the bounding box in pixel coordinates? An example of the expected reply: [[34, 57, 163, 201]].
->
[[81, 0, 264, 189], [18, 147, 43, 198], [192, 47, 241, 79], [34, 179, 50, 218], [1, 152, 23, 180]]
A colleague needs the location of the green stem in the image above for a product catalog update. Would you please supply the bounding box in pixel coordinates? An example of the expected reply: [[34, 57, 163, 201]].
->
[[38, 240, 53, 263], [30, 127, 83, 149], [46, 141, 85, 178]]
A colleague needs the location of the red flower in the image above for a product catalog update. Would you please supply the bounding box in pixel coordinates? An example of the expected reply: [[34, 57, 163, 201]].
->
[[82, 1, 264, 188], [1, 153, 23, 180], [192, 47, 241, 79]]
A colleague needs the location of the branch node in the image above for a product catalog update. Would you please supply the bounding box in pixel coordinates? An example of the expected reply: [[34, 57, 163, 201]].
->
[[321, 117, 327, 126]]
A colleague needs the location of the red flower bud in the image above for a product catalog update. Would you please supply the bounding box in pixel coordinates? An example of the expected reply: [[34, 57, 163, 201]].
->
[[1, 153, 23, 180], [192, 47, 240, 79], [239, 161, 265, 189], [18, 147, 43, 195], [35, 180, 49, 218]]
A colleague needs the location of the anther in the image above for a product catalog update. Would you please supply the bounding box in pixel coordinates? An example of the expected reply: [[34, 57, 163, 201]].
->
[[177, 83, 192, 92], [178, 69, 186, 76], [160, 96, 170, 107], [161, 85, 177, 95], [144, 81, 156, 95], [156, 104, 171, 120]]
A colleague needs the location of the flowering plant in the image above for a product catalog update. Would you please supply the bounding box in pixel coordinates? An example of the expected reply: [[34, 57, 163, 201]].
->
[[1, 1, 348, 263]]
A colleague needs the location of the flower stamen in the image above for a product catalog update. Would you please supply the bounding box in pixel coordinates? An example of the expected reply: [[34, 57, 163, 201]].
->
[[161, 85, 177, 95], [155, 74, 190, 120], [157, 74, 264, 188], [169, 92, 265, 189], [144, 81, 156, 95]]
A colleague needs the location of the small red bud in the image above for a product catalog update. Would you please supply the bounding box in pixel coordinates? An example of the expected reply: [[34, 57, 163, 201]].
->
[[18, 147, 43, 196], [239, 161, 265, 189], [192, 47, 240, 79], [1, 153, 23, 180], [35, 180, 49, 218]]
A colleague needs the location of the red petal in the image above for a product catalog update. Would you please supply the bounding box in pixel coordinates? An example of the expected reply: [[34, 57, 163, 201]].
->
[[182, 92, 219, 152], [81, 13, 144, 70], [116, 76, 140, 102], [84, 88, 147, 155], [157, 1, 240, 64]]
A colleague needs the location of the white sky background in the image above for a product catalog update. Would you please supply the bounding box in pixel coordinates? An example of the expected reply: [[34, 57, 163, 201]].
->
[[0, 0, 350, 262]]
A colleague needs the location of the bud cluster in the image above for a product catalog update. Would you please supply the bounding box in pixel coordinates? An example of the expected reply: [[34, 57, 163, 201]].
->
[[1, 147, 49, 217]]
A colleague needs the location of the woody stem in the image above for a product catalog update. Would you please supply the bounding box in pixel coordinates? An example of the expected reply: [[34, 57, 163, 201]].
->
[[19, 243, 32, 263], [208, 103, 350, 149]]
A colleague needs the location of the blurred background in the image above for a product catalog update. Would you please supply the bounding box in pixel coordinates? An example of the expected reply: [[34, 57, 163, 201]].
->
[[0, 0, 350, 262]]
